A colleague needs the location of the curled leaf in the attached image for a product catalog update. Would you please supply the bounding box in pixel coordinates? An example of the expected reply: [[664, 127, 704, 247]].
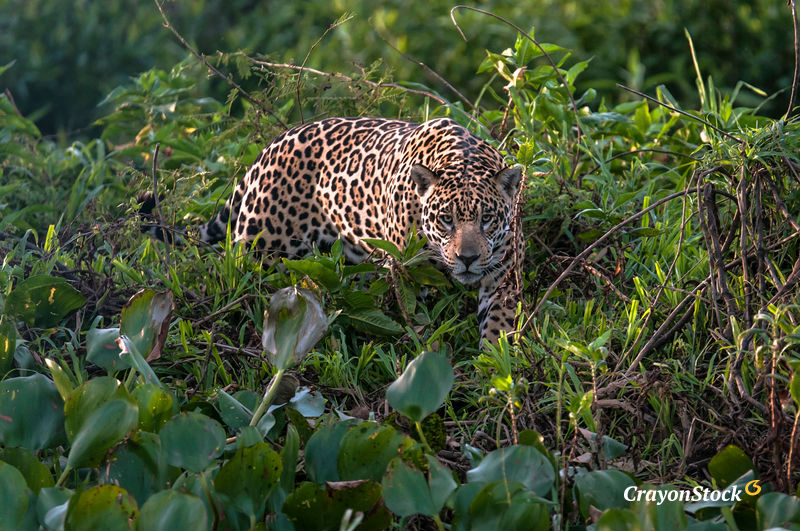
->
[[262, 287, 326, 370]]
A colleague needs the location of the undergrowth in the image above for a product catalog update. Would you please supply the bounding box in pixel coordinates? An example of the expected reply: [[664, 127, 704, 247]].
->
[[2, 4, 800, 530]]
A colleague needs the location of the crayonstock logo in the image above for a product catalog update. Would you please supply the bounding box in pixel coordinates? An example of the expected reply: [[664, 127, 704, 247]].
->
[[623, 480, 762, 505]]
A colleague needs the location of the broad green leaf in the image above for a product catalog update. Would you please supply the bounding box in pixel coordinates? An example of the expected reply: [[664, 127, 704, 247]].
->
[[132, 384, 174, 432], [427, 454, 458, 511], [66, 398, 139, 469], [708, 445, 754, 488], [0, 318, 15, 375], [468, 480, 551, 530], [216, 389, 253, 430], [215, 442, 282, 519], [99, 431, 166, 506], [596, 508, 643, 531], [409, 264, 450, 287], [282, 480, 391, 531], [137, 490, 210, 531], [86, 326, 130, 373], [44, 358, 75, 401], [289, 386, 325, 417], [574, 469, 636, 518], [305, 419, 360, 483], [64, 376, 129, 441], [5, 275, 86, 328], [0, 373, 66, 450], [343, 308, 404, 335], [0, 446, 54, 493], [262, 287, 327, 370], [757, 492, 800, 530], [0, 461, 31, 530], [64, 485, 138, 531], [118, 335, 162, 387], [159, 412, 225, 472], [120, 289, 173, 362], [37, 487, 72, 531], [467, 445, 555, 496], [386, 351, 453, 423], [363, 238, 402, 259], [269, 424, 300, 513], [627, 484, 687, 530], [382, 457, 436, 517], [283, 259, 341, 292], [338, 422, 407, 482]]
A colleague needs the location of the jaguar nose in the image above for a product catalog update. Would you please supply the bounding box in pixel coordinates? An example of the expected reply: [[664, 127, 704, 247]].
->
[[456, 252, 479, 269]]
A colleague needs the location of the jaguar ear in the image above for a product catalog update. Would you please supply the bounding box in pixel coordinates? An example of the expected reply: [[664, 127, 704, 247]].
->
[[410, 164, 438, 196], [494, 166, 523, 198]]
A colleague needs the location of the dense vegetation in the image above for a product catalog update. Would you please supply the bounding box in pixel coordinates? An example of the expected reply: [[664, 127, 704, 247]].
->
[[3, 1, 800, 530]]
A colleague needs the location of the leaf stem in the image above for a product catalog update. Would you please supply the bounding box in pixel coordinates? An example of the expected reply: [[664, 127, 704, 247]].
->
[[414, 420, 433, 454], [250, 369, 285, 427], [55, 466, 71, 487]]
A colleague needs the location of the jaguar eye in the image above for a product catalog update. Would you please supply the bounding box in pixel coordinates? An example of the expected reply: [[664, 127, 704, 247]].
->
[[440, 214, 454, 226], [481, 213, 494, 225]]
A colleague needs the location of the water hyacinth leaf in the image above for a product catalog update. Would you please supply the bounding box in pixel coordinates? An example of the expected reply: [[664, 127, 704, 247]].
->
[[137, 490, 210, 531], [262, 287, 327, 370], [338, 422, 407, 482], [120, 289, 174, 362], [216, 389, 253, 430], [596, 508, 643, 531], [132, 384, 174, 432], [159, 412, 226, 472], [99, 432, 165, 506], [343, 308, 404, 335], [5, 275, 86, 328], [37, 487, 72, 531], [381, 457, 436, 517], [0, 446, 54, 493], [283, 480, 391, 531], [117, 335, 162, 387], [64, 376, 129, 441], [708, 445, 754, 488], [386, 351, 454, 423], [305, 419, 360, 483], [44, 358, 75, 402], [66, 398, 139, 469], [467, 445, 555, 496], [289, 386, 325, 417], [757, 492, 800, 530], [86, 326, 130, 373], [214, 442, 282, 519], [283, 259, 341, 292], [427, 454, 458, 512], [630, 484, 687, 531], [468, 480, 551, 531], [0, 461, 31, 530], [0, 318, 15, 375], [574, 469, 636, 518], [0, 373, 66, 450], [64, 485, 138, 531]]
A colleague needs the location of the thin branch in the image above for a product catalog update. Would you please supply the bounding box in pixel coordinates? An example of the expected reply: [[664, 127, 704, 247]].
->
[[617, 83, 744, 143], [788, 0, 800, 117], [153, 0, 287, 129], [150, 143, 171, 268]]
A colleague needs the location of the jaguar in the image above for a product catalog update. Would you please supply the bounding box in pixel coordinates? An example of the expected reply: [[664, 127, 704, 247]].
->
[[196, 117, 522, 342]]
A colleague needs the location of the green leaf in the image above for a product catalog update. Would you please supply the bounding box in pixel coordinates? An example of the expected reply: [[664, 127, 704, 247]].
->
[[137, 490, 210, 531], [757, 492, 800, 530], [305, 419, 360, 483], [596, 508, 643, 531], [574, 469, 636, 518], [468, 480, 551, 531], [283, 259, 341, 292], [214, 442, 282, 519], [64, 485, 138, 531], [118, 335, 163, 387], [262, 287, 327, 370], [120, 289, 174, 362], [86, 326, 130, 373], [283, 480, 391, 531], [99, 432, 166, 506], [0, 318, 15, 375], [216, 389, 253, 430], [708, 445, 754, 488], [338, 422, 408, 482], [0, 446, 54, 493], [132, 384, 174, 432], [428, 454, 458, 511], [343, 308, 404, 335], [386, 351, 453, 423], [408, 264, 450, 287], [64, 377, 131, 440], [44, 358, 76, 401], [0, 461, 32, 530], [67, 398, 139, 469], [467, 445, 555, 496], [0, 373, 67, 450], [363, 238, 402, 259], [159, 412, 226, 472], [382, 457, 436, 517], [792, 372, 800, 408], [5, 275, 86, 328], [36, 487, 72, 531]]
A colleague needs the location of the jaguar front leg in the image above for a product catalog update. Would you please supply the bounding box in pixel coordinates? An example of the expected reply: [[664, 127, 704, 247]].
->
[[477, 268, 520, 344]]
